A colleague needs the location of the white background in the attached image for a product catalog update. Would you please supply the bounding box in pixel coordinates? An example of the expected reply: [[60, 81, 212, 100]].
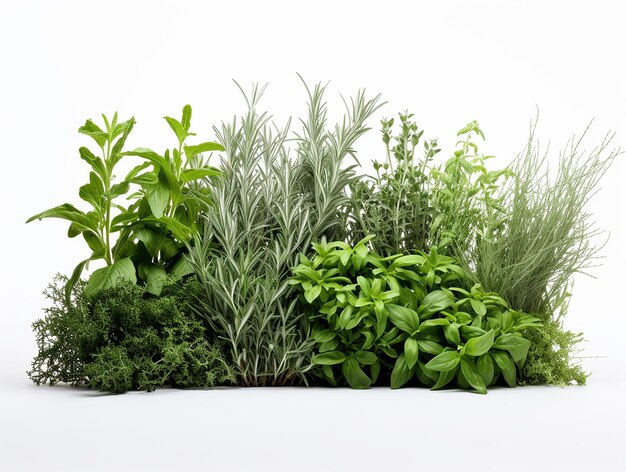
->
[[1, 1, 625, 471]]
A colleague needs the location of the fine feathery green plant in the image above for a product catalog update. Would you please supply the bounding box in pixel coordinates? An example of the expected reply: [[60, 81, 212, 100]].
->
[[470, 120, 621, 384], [28, 276, 235, 393], [187, 81, 382, 386]]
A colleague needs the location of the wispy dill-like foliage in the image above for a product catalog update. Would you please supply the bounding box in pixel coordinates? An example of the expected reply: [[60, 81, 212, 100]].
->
[[471, 121, 620, 384]]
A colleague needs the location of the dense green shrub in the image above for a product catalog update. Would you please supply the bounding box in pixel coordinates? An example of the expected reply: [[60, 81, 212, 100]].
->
[[28, 276, 234, 393], [290, 237, 541, 393], [27, 106, 222, 299]]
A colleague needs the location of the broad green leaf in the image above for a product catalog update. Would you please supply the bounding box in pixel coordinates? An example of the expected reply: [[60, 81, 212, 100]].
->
[[477, 353, 495, 386], [386, 304, 420, 333], [164, 116, 186, 144], [464, 329, 495, 357], [425, 350, 460, 372], [136, 226, 166, 258], [109, 180, 130, 199], [492, 351, 516, 387], [470, 299, 487, 317], [371, 360, 381, 384], [169, 256, 194, 279], [78, 120, 107, 149], [342, 358, 371, 389], [138, 262, 167, 296], [493, 333, 532, 363], [110, 117, 136, 163], [130, 172, 159, 187], [338, 305, 354, 329], [83, 231, 104, 254], [460, 356, 487, 394], [314, 329, 336, 343], [110, 211, 138, 230], [180, 167, 221, 183], [64, 255, 100, 302], [461, 325, 487, 340], [184, 141, 225, 158], [390, 254, 425, 268], [432, 367, 457, 390], [67, 223, 81, 238], [160, 238, 181, 260], [146, 173, 170, 219], [417, 339, 444, 355], [123, 148, 182, 203], [419, 290, 454, 318], [419, 318, 450, 331], [354, 351, 377, 365], [357, 276, 371, 297], [312, 351, 346, 365], [84, 257, 137, 298], [141, 216, 192, 241], [304, 285, 322, 303], [404, 338, 419, 369], [26, 203, 99, 233], [78, 172, 104, 210], [445, 323, 461, 345], [319, 338, 339, 353], [416, 360, 439, 386], [391, 354, 413, 389]]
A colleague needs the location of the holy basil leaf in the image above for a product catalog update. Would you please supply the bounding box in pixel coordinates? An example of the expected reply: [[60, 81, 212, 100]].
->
[[84, 257, 137, 298], [418, 290, 454, 318], [493, 333, 532, 363], [404, 338, 419, 369], [391, 354, 414, 389], [354, 351, 377, 365], [342, 357, 372, 389], [425, 350, 460, 372], [386, 304, 420, 333], [138, 262, 167, 296], [460, 356, 487, 394], [492, 351, 517, 387], [464, 329, 495, 357], [312, 351, 346, 365], [477, 353, 495, 386]]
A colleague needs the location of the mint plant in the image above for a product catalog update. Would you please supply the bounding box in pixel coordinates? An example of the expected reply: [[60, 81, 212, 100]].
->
[[27, 106, 223, 298]]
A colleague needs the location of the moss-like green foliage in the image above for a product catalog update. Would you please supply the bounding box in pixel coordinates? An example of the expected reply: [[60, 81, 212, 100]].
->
[[28, 276, 235, 394], [521, 319, 587, 386]]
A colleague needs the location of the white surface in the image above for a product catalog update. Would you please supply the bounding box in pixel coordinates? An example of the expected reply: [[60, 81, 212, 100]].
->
[[0, 1, 625, 471]]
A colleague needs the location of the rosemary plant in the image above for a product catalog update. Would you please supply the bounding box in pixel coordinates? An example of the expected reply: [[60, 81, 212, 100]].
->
[[187, 82, 381, 386]]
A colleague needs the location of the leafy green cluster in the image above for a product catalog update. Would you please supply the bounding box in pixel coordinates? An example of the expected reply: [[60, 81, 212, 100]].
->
[[28, 276, 234, 394], [290, 237, 541, 393], [27, 105, 222, 299]]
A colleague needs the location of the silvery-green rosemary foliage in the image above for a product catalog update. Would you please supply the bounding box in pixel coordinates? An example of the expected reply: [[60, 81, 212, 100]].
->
[[188, 83, 381, 386]]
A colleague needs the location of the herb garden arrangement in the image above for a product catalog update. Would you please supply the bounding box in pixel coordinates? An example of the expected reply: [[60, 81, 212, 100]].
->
[[27, 80, 619, 394]]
